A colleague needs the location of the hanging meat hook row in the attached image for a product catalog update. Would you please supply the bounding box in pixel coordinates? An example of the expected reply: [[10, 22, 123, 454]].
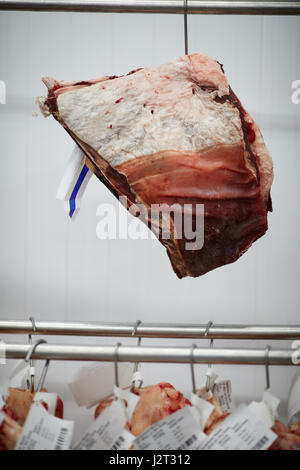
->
[[184, 0, 188, 55], [131, 320, 143, 390], [190, 343, 197, 395], [28, 317, 37, 392], [204, 321, 214, 392], [265, 345, 271, 390]]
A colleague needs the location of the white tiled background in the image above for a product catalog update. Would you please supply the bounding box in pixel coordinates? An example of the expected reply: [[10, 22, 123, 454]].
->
[[0, 11, 299, 439]]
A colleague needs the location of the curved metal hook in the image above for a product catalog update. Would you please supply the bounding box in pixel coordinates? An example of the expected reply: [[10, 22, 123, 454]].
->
[[132, 320, 142, 338], [265, 345, 271, 390], [131, 321, 143, 390], [25, 339, 47, 363], [204, 321, 214, 392], [190, 343, 197, 394], [25, 339, 47, 393], [114, 342, 122, 393], [28, 317, 37, 392]]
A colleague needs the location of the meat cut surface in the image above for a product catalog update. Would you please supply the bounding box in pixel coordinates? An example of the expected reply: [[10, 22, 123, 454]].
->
[[270, 420, 300, 450], [42, 54, 273, 278], [2, 388, 64, 425]]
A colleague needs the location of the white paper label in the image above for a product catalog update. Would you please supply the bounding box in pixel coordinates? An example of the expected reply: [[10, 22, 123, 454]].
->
[[288, 376, 300, 425], [199, 404, 277, 450], [74, 399, 135, 450], [56, 145, 92, 219], [15, 402, 74, 450], [190, 393, 214, 430], [134, 407, 206, 450], [0, 80, 6, 105], [69, 362, 134, 407], [132, 370, 143, 389], [116, 387, 140, 421], [248, 389, 279, 428], [213, 380, 235, 413], [34, 393, 58, 416]]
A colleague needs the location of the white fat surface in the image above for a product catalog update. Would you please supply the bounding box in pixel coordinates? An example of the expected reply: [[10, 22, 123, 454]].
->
[[57, 56, 243, 167]]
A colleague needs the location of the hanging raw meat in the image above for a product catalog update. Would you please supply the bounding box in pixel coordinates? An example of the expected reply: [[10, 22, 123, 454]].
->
[[41, 53, 273, 278], [2, 387, 64, 425], [289, 421, 300, 436], [95, 382, 191, 436], [203, 395, 230, 434], [269, 420, 300, 450], [0, 388, 64, 450], [289, 420, 300, 436], [0, 413, 22, 451], [94, 382, 231, 438]]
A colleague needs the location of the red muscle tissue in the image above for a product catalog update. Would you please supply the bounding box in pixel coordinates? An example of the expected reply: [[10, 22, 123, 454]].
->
[[41, 54, 273, 278]]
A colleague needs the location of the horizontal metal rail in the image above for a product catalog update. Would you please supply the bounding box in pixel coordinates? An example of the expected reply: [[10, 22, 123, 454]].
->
[[0, 0, 300, 15], [3, 343, 300, 364], [1, 320, 300, 339]]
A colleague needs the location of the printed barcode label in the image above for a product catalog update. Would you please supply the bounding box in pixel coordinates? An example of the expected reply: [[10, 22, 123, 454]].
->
[[251, 435, 269, 450], [111, 435, 125, 450], [74, 402, 135, 450], [15, 402, 74, 450], [213, 380, 235, 413], [55, 427, 70, 450], [199, 405, 277, 451], [176, 434, 198, 450], [134, 407, 206, 450]]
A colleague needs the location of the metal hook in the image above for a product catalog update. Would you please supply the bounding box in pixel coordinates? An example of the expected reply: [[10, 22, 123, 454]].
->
[[183, 0, 188, 55], [204, 321, 214, 392], [114, 342, 121, 395], [265, 345, 271, 390], [25, 339, 46, 393], [131, 321, 143, 390], [36, 359, 50, 393], [190, 344, 197, 395], [132, 320, 142, 338], [28, 317, 36, 392]]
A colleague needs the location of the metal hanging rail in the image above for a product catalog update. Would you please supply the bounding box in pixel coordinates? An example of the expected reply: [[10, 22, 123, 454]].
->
[[3, 342, 299, 365], [0, 0, 300, 15], [1, 320, 300, 339]]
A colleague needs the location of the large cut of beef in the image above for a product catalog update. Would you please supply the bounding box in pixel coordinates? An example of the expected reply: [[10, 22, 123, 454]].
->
[[41, 53, 273, 278]]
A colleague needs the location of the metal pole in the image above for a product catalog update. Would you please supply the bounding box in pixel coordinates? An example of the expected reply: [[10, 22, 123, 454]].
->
[[3, 343, 299, 365], [0, 1, 300, 15], [1, 320, 300, 339]]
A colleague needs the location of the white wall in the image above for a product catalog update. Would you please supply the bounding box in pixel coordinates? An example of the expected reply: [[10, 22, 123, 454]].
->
[[0, 11, 300, 438]]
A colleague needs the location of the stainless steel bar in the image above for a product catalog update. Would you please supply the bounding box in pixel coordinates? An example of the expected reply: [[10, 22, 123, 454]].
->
[[4, 343, 298, 365], [0, 1, 300, 15], [1, 320, 300, 339]]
